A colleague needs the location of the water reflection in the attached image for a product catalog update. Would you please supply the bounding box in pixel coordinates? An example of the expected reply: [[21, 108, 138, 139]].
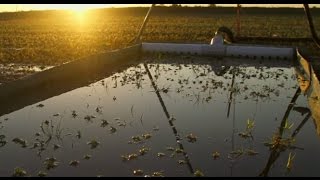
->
[[295, 55, 320, 138], [143, 62, 195, 175], [0, 56, 319, 176], [259, 88, 312, 176]]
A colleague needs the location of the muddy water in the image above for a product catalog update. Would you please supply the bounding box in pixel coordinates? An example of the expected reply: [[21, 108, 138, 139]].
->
[[0, 57, 319, 177]]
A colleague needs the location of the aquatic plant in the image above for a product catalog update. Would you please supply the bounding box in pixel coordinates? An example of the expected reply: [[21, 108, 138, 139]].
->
[[12, 167, 27, 177], [44, 157, 59, 170], [194, 169, 204, 177], [186, 133, 197, 143], [83, 154, 92, 160], [87, 140, 100, 149], [133, 169, 144, 176], [37, 171, 47, 177], [69, 160, 80, 167], [212, 151, 220, 159]]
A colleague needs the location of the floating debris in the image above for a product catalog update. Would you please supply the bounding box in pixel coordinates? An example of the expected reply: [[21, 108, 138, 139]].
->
[[132, 136, 142, 143], [96, 106, 102, 113], [35, 132, 41, 136], [246, 119, 255, 130], [238, 131, 253, 139], [53, 113, 60, 117], [175, 148, 184, 154], [36, 104, 44, 108], [157, 152, 166, 158], [178, 160, 186, 165], [109, 126, 117, 134], [84, 115, 96, 122], [121, 153, 138, 161], [37, 171, 47, 177], [12, 167, 27, 177], [113, 96, 117, 101], [152, 171, 164, 177], [229, 148, 245, 158], [44, 120, 50, 125], [0, 135, 7, 147], [87, 140, 100, 149], [83, 155, 92, 160], [53, 144, 61, 150], [153, 126, 160, 131], [264, 134, 296, 150], [166, 147, 175, 151], [186, 133, 197, 143], [142, 133, 152, 140], [100, 120, 109, 127], [69, 160, 80, 167], [116, 120, 126, 127], [139, 147, 150, 155], [194, 169, 204, 177], [12, 138, 27, 148], [44, 157, 59, 170], [72, 110, 78, 118], [212, 151, 220, 159], [246, 149, 259, 156], [133, 169, 144, 176]]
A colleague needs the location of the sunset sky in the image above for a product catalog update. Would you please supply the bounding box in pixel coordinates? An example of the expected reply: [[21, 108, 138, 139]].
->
[[0, 4, 318, 12]]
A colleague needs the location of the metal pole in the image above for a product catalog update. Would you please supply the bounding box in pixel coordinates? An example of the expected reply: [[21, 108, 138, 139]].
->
[[134, 4, 155, 44], [303, 4, 320, 49], [236, 4, 241, 37]]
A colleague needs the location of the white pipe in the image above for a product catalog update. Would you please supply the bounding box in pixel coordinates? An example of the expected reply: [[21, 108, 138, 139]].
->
[[142, 43, 204, 54], [142, 35, 296, 60], [226, 45, 294, 59]]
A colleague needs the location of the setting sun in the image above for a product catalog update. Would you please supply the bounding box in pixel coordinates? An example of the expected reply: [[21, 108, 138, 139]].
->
[[70, 8, 88, 23]]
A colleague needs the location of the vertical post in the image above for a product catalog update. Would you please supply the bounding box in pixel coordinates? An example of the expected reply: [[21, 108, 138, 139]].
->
[[236, 4, 241, 37], [303, 4, 320, 49], [134, 4, 155, 44]]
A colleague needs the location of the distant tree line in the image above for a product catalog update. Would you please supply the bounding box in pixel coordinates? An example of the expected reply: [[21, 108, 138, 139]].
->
[[0, 6, 319, 21]]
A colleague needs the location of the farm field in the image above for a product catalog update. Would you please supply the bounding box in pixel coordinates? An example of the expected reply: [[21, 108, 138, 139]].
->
[[1, 6, 320, 177], [0, 7, 319, 66]]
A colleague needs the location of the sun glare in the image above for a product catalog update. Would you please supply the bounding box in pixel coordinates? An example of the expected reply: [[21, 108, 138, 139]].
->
[[70, 7, 89, 24], [72, 9, 87, 19]]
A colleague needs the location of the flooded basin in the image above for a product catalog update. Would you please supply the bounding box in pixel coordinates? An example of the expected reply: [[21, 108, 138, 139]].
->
[[0, 55, 319, 177]]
